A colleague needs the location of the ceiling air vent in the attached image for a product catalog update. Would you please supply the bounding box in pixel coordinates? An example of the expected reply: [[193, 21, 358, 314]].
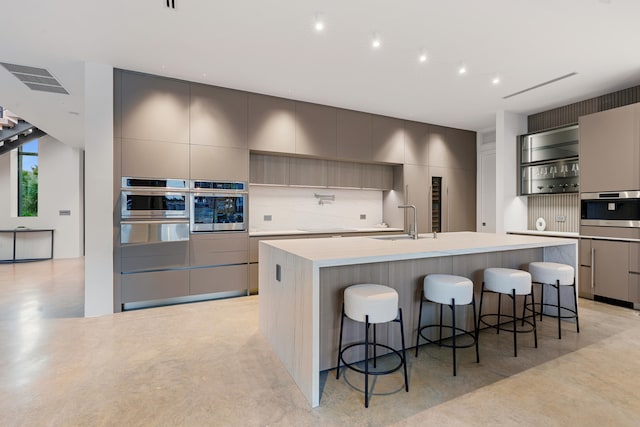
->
[[503, 72, 578, 100], [0, 62, 69, 95]]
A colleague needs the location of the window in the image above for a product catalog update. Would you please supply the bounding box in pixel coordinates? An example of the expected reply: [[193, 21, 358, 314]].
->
[[18, 139, 38, 217]]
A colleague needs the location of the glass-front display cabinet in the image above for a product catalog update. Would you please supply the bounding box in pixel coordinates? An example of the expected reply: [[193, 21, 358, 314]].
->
[[519, 125, 579, 195]]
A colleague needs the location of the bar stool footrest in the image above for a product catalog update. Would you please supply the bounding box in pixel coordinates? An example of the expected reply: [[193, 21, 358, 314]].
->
[[417, 324, 477, 349], [339, 342, 406, 376]]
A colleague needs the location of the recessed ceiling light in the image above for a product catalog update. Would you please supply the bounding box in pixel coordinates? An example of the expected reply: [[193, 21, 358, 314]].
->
[[371, 35, 381, 49], [458, 64, 467, 75], [314, 16, 324, 32], [418, 52, 428, 63], [492, 76, 501, 85]]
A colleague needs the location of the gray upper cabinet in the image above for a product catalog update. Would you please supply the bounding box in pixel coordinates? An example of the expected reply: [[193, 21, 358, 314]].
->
[[428, 125, 476, 170], [190, 145, 248, 182], [289, 157, 327, 186], [362, 163, 393, 190], [404, 121, 429, 165], [371, 115, 405, 164], [250, 153, 290, 185], [121, 138, 189, 179], [190, 84, 248, 148], [248, 93, 296, 153], [327, 161, 362, 188], [579, 103, 640, 193], [446, 127, 477, 171], [121, 71, 190, 144], [337, 109, 372, 162], [295, 102, 337, 158]]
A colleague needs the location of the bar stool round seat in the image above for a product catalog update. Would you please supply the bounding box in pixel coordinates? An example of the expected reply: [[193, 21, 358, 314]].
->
[[336, 284, 409, 408], [344, 284, 399, 323], [478, 268, 537, 357], [527, 262, 580, 339], [484, 268, 532, 295], [415, 274, 479, 376]]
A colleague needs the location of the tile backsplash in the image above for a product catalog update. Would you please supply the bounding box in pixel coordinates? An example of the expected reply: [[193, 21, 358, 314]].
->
[[527, 193, 579, 232], [249, 185, 384, 231]]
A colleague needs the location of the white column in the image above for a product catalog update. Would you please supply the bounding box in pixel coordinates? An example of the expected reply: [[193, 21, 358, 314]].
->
[[84, 62, 114, 317], [495, 111, 527, 234]]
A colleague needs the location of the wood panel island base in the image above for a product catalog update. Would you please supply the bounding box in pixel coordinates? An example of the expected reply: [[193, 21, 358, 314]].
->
[[258, 232, 577, 407]]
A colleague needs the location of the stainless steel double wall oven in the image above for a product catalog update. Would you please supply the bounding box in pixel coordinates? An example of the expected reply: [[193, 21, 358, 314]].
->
[[120, 177, 190, 244]]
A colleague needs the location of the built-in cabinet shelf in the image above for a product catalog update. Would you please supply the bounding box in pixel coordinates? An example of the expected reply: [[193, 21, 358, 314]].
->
[[519, 125, 579, 195]]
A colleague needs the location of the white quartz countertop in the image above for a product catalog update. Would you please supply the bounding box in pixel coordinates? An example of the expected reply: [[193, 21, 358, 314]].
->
[[260, 231, 576, 267], [249, 227, 403, 237], [507, 230, 580, 239]]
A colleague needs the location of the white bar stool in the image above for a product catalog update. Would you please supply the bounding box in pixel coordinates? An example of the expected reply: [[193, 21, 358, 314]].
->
[[527, 262, 580, 339], [335, 284, 409, 408], [415, 274, 479, 376], [478, 268, 537, 357]]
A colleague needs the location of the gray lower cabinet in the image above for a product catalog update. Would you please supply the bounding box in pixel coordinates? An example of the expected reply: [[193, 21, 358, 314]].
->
[[121, 138, 190, 179], [430, 166, 476, 233], [190, 232, 248, 267], [190, 264, 248, 295], [578, 238, 593, 299], [122, 269, 190, 303], [120, 240, 189, 273], [120, 71, 190, 144], [592, 239, 629, 301], [403, 164, 430, 234], [190, 145, 248, 182], [249, 263, 259, 294]]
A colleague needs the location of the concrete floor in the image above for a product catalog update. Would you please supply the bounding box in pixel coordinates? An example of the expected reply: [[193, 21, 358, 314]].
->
[[1, 258, 639, 426]]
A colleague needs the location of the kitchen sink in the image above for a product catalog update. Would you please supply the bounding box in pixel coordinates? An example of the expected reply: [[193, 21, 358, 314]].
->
[[370, 234, 432, 241]]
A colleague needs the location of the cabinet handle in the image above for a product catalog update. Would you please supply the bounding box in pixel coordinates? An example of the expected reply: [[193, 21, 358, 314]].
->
[[590, 247, 595, 289]]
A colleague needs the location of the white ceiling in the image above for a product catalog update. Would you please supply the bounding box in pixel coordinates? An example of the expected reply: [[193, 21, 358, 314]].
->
[[1, 0, 640, 148]]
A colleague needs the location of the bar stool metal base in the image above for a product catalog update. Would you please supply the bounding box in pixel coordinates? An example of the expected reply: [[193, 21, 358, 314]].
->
[[415, 296, 480, 376], [524, 279, 580, 339], [335, 304, 409, 408], [478, 283, 538, 357]]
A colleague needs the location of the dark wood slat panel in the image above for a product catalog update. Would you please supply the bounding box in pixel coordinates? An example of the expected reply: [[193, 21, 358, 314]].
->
[[528, 85, 640, 133]]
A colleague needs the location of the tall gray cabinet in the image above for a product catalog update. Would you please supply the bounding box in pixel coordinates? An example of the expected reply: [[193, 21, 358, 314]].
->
[[114, 68, 478, 310]]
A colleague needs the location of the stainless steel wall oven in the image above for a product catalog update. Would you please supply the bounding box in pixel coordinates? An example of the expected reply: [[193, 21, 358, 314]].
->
[[120, 177, 190, 245], [581, 191, 640, 228], [121, 177, 189, 219], [190, 181, 247, 232]]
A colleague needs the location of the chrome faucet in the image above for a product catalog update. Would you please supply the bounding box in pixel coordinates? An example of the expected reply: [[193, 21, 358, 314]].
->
[[398, 205, 418, 240]]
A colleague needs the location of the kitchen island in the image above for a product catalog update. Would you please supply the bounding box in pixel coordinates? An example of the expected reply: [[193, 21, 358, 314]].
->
[[258, 232, 577, 407]]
